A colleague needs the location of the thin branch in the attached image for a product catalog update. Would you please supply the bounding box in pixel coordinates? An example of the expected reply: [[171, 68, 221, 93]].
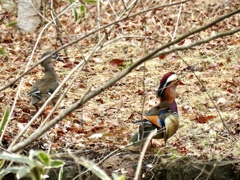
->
[[206, 160, 219, 180], [77, 149, 120, 179], [134, 130, 157, 180], [178, 56, 230, 135], [68, 151, 112, 180], [172, 2, 183, 41], [30, 0, 49, 21], [152, 27, 240, 59], [193, 159, 212, 179]]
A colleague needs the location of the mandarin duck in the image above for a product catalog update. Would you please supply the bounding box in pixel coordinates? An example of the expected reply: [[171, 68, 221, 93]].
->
[[130, 72, 181, 146], [28, 51, 63, 111]]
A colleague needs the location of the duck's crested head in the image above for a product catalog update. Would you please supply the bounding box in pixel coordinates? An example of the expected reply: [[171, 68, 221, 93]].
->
[[157, 72, 179, 98], [157, 72, 181, 100], [40, 51, 63, 67]]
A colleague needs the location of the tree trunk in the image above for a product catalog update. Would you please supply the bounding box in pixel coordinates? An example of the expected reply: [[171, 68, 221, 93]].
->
[[17, 0, 41, 32]]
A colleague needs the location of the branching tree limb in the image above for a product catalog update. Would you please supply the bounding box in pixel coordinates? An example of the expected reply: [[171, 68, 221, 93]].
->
[[8, 23, 240, 152]]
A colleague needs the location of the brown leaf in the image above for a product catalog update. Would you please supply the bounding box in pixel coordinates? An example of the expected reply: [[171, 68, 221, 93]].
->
[[6, 67, 17, 72], [77, 83, 86, 88], [31, 69, 39, 74], [3, 134, 11, 140], [108, 59, 125, 67], [178, 145, 187, 154], [96, 98, 104, 104], [63, 63, 75, 68], [158, 54, 166, 59], [225, 80, 238, 87], [195, 115, 217, 124], [45, 106, 53, 111], [135, 89, 144, 95], [22, 107, 30, 113], [128, 112, 135, 120], [57, 130, 65, 136], [17, 114, 30, 123], [25, 82, 32, 87], [181, 105, 190, 113], [67, 126, 86, 133], [227, 88, 233, 93]]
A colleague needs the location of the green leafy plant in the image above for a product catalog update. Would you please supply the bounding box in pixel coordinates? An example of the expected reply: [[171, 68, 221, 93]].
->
[[0, 150, 64, 179], [0, 49, 6, 55], [0, 106, 10, 134], [7, 22, 17, 27], [68, 0, 97, 22]]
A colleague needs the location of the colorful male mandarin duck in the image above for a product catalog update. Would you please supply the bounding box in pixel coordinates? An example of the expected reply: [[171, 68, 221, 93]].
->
[[28, 52, 63, 111], [130, 72, 182, 146]]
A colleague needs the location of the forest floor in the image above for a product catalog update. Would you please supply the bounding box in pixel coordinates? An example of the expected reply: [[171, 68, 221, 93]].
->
[[0, 0, 240, 179]]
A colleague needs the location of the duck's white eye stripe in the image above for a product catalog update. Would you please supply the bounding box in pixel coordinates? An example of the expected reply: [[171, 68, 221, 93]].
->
[[165, 74, 178, 85], [158, 73, 179, 95]]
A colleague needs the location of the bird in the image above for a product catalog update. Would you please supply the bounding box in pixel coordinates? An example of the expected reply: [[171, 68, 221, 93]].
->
[[130, 72, 182, 146], [28, 51, 63, 111]]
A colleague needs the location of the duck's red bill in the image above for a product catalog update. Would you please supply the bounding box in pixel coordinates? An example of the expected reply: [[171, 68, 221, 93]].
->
[[179, 80, 184, 85]]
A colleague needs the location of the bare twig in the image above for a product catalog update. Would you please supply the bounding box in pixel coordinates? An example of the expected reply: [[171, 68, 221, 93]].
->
[[153, 27, 240, 59], [30, 0, 49, 21], [97, 0, 101, 40], [134, 129, 157, 180], [178, 56, 230, 135], [172, 2, 183, 41], [68, 150, 112, 180], [206, 160, 219, 180], [194, 159, 212, 179], [76, 148, 120, 179]]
